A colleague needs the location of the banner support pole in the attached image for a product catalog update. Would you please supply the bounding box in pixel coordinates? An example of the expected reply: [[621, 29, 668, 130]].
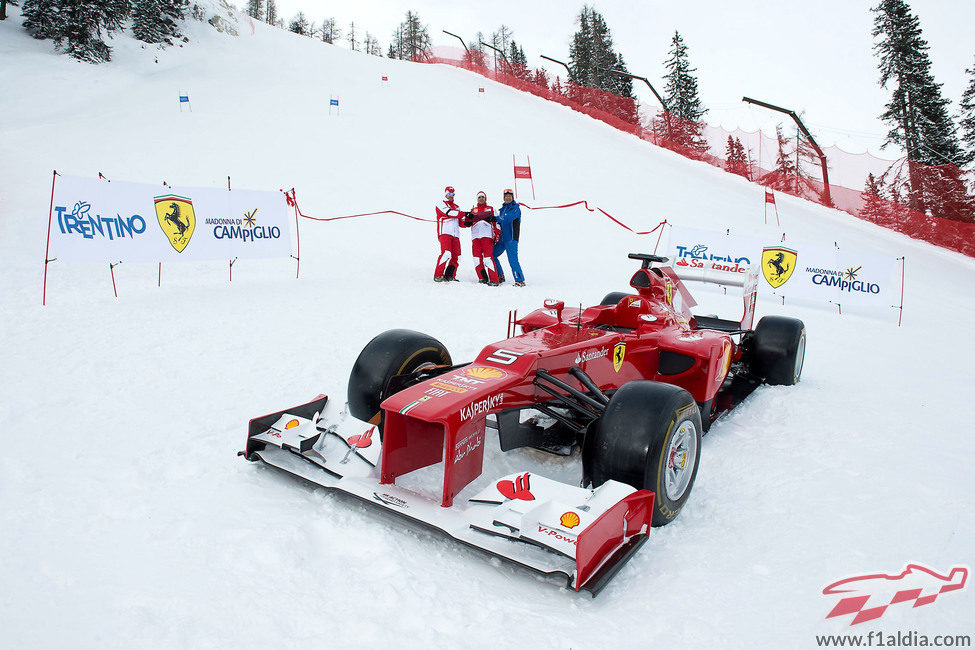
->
[[110, 261, 121, 298], [292, 190, 301, 279], [897, 256, 905, 327], [652, 220, 668, 255], [42, 170, 59, 306]]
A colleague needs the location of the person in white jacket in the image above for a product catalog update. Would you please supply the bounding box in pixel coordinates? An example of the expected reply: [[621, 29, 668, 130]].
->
[[465, 191, 501, 285], [434, 186, 463, 282]]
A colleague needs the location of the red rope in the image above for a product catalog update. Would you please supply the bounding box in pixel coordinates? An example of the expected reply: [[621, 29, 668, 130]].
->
[[284, 189, 434, 223], [518, 200, 667, 236], [283, 189, 665, 235]]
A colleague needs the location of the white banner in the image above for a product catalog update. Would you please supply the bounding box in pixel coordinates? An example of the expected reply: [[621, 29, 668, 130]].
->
[[49, 175, 292, 263], [666, 225, 901, 320]]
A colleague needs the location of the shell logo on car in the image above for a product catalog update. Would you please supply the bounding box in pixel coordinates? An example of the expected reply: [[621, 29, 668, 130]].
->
[[716, 342, 733, 383], [464, 366, 507, 380], [560, 512, 581, 529]]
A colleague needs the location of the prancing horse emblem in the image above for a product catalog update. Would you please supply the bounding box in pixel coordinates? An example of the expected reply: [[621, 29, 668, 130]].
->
[[154, 194, 197, 253], [761, 247, 797, 289]]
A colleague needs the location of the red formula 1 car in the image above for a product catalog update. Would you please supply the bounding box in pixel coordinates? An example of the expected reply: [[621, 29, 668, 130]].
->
[[241, 254, 806, 595]]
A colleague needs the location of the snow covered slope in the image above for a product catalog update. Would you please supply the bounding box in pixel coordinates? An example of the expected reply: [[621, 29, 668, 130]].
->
[[1, 10, 973, 649]]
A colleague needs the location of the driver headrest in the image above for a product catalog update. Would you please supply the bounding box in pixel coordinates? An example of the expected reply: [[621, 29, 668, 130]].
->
[[629, 268, 663, 289]]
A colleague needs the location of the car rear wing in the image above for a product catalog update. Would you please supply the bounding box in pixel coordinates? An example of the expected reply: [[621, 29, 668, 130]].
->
[[671, 262, 760, 331]]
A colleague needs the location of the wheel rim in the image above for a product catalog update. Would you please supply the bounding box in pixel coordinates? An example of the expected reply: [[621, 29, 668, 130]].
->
[[665, 419, 698, 501], [793, 331, 806, 383]]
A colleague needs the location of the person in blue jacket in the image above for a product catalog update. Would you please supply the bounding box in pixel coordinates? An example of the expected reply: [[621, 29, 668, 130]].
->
[[493, 188, 525, 286]]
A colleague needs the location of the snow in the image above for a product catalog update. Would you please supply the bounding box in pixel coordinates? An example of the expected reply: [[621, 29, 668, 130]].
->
[[2, 8, 973, 648]]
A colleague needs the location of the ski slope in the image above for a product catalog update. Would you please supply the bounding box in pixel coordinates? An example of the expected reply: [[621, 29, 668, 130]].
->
[[1, 9, 973, 649]]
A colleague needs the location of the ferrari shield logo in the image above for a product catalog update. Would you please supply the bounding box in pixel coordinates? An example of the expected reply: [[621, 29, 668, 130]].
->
[[762, 247, 797, 288], [613, 343, 626, 372], [154, 194, 196, 253]]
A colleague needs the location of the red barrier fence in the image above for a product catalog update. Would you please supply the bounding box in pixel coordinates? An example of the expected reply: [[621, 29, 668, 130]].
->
[[421, 47, 975, 258]]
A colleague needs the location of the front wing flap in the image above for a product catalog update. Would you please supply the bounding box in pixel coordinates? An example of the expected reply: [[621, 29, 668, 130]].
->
[[241, 398, 655, 596]]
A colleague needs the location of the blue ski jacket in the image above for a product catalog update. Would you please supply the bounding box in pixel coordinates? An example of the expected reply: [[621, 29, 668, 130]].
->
[[497, 201, 521, 242]]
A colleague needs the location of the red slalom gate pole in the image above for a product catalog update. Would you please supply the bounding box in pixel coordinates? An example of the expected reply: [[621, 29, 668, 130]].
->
[[528, 154, 535, 200], [512, 154, 516, 199], [42, 170, 58, 306], [158, 262, 162, 287]]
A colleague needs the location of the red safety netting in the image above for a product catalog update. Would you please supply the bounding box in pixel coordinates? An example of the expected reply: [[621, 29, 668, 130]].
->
[[419, 47, 975, 257]]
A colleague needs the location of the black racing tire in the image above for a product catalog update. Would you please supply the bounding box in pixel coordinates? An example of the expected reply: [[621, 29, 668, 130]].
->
[[600, 291, 633, 306], [347, 329, 451, 424], [751, 316, 806, 386], [588, 381, 702, 527]]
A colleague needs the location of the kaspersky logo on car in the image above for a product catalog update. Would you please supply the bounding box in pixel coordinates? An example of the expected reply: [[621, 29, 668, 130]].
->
[[762, 246, 797, 288], [154, 194, 196, 253], [823, 563, 968, 626]]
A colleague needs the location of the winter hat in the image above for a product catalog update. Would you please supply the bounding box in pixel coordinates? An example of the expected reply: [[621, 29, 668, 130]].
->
[[476, 191, 487, 199], [445, 186, 455, 195]]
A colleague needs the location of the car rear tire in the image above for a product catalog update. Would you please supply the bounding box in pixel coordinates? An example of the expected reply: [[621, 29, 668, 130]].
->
[[600, 291, 633, 306], [751, 316, 806, 386], [588, 381, 702, 527], [347, 329, 451, 424]]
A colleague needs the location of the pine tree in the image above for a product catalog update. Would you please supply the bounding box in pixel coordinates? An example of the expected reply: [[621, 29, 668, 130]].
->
[[55, 0, 128, 63], [245, 0, 261, 20], [566, 5, 636, 122], [347, 21, 357, 50], [264, 0, 276, 25], [872, 0, 970, 217], [725, 136, 749, 177], [959, 57, 975, 167], [288, 11, 308, 36], [21, 0, 62, 39], [491, 25, 513, 73], [860, 173, 891, 222], [760, 125, 800, 192], [466, 33, 486, 68], [662, 30, 707, 151], [532, 66, 550, 89], [492, 24, 512, 55], [508, 40, 528, 79], [551, 76, 565, 98], [0, 0, 16, 21], [363, 32, 381, 56], [320, 17, 340, 43], [568, 7, 592, 88], [390, 11, 429, 61], [132, 0, 186, 46]]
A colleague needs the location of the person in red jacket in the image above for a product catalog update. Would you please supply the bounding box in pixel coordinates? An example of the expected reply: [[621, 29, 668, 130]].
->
[[465, 190, 500, 285], [434, 185, 463, 282]]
